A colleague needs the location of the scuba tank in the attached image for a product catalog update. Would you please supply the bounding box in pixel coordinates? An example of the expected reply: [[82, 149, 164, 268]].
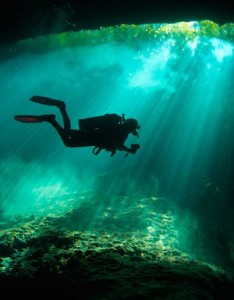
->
[[79, 113, 125, 131]]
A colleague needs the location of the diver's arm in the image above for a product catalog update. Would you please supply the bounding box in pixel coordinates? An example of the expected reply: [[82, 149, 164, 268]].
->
[[118, 144, 140, 154]]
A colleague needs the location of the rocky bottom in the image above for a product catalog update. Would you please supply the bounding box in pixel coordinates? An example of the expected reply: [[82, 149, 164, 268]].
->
[[0, 193, 233, 299]]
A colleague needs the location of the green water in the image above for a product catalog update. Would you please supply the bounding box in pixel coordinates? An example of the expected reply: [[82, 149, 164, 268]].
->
[[0, 21, 234, 287]]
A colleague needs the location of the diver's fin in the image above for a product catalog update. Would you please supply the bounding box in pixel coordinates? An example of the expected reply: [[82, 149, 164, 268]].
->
[[14, 114, 55, 123], [30, 96, 65, 108]]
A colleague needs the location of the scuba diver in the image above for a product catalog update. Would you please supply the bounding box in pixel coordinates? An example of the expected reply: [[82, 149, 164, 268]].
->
[[14, 96, 141, 157]]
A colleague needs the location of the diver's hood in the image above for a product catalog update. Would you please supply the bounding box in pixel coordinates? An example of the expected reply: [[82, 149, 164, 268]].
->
[[125, 118, 140, 137]]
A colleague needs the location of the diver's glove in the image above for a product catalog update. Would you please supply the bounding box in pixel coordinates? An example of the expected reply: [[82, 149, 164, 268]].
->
[[130, 144, 140, 154]]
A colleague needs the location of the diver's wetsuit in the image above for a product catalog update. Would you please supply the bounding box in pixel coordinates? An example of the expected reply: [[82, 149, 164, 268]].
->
[[14, 96, 140, 156], [50, 108, 129, 148]]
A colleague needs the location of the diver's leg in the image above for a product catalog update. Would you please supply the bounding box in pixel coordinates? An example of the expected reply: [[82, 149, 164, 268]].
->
[[30, 96, 71, 131], [46, 118, 79, 147], [49, 120, 75, 147], [58, 105, 71, 131], [48, 119, 93, 147]]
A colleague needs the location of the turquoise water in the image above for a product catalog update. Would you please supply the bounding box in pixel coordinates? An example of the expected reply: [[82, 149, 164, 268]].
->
[[0, 21, 234, 296]]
